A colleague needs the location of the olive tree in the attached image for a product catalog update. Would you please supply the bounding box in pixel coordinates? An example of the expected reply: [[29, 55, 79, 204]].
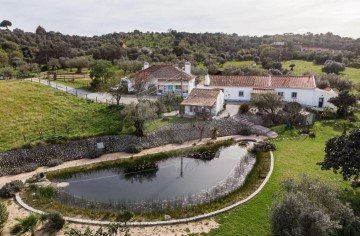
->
[[328, 90, 357, 118], [322, 60, 345, 75], [270, 175, 359, 236], [121, 101, 158, 136]]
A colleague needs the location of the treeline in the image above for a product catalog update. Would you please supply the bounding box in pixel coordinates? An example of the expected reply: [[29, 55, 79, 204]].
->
[[1, 22, 360, 77]]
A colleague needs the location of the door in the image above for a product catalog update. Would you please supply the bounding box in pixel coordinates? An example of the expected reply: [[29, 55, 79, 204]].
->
[[318, 97, 324, 108]]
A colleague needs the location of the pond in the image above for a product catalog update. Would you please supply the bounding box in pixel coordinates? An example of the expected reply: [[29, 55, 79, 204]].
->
[[52, 143, 256, 211]]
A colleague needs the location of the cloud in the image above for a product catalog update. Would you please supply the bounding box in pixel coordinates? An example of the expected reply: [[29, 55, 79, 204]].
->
[[1, 0, 359, 38]]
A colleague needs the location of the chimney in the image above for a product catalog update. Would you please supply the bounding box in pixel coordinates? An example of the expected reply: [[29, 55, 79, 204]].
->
[[204, 74, 210, 86], [184, 61, 191, 75], [143, 62, 149, 70]]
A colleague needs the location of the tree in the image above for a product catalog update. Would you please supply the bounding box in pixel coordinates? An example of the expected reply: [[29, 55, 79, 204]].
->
[[322, 60, 345, 75], [318, 128, 360, 181], [121, 101, 158, 136], [251, 93, 282, 114], [283, 101, 302, 128], [289, 63, 295, 71], [0, 49, 9, 67], [328, 90, 356, 118], [0, 66, 14, 79], [108, 78, 128, 105], [47, 58, 60, 71], [89, 60, 113, 90], [270, 174, 359, 236], [0, 20, 12, 30], [68, 57, 90, 73]]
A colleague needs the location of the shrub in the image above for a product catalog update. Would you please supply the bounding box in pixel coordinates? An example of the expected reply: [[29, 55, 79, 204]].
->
[[0, 180, 24, 198], [37, 186, 56, 199], [162, 116, 170, 121], [239, 103, 250, 114], [127, 144, 143, 153], [0, 202, 8, 228], [45, 212, 65, 231], [115, 211, 134, 222], [11, 214, 42, 235]]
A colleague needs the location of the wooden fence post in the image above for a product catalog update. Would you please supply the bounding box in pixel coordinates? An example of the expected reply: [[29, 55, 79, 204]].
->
[[76, 89, 78, 96], [23, 134, 26, 142]]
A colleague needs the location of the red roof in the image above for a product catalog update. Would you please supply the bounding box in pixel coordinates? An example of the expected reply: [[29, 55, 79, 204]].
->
[[181, 88, 222, 107], [209, 75, 315, 89], [130, 65, 195, 81]]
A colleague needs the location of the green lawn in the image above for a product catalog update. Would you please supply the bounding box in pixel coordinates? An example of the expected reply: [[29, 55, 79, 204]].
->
[[207, 119, 359, 236], [49, 78, 92, 90], [223, 60, 360, 83], [145, 116, 192, 133], [0, 80, 122, 152]]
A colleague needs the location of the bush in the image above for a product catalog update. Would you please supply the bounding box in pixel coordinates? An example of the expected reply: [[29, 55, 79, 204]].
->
[[239, 103, 250, 114], [162, 116, 170, 121], [127, 144, 143, 153], [37, 186, 56, 199], [0, 202, 8, 228], [0, 180, 24, 198], [115, 211, 134, 222], [45, 212, 65, 231]]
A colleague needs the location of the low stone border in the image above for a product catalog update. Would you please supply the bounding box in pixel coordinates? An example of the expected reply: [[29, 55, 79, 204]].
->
[[15, 151, 274, 226]]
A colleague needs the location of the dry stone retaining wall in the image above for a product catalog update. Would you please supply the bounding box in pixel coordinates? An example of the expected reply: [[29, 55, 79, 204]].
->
[[0, 118, 264, 176]]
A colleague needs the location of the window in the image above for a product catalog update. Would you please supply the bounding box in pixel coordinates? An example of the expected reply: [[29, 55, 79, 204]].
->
[[239, 91, 244, 97], [278, 92, 284, 97], [291, 92, 297, 99], [175, 85, 182, 90]]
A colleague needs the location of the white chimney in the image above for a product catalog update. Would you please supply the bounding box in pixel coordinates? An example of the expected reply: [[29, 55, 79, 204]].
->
[[143, 62, 149, 70], [184, 61, 191, 75], [204, 74, 210, 86]]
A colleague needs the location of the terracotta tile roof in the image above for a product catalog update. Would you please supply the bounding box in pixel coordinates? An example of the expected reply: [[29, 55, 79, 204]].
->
[[130, 65, 195, 81], [270, 76, 315, 88], [209, 75, 315, 89], [181, 88, 222, 107], [209, 75, 270, 87]]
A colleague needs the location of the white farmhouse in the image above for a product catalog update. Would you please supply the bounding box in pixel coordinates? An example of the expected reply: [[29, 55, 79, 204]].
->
[[204, 75, 337, 108], [125, 62, 196, 97], [180, 88, 225, 117]]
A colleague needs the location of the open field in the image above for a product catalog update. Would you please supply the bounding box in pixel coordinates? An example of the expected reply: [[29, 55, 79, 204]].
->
[[207, 117, 360, 236], [223, 60, 360, 83]]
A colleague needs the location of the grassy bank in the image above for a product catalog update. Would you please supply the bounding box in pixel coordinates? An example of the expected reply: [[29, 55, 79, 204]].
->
[[0, 80, 122, 152], [207, 118, 360, 236], [21, 140, 272, 221]]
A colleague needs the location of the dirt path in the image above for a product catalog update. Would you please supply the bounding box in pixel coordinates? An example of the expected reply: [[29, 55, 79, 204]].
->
[[0, 134, 265, 235]]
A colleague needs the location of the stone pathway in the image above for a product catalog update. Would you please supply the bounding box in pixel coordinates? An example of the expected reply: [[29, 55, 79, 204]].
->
[[232, 114, 278, 138]]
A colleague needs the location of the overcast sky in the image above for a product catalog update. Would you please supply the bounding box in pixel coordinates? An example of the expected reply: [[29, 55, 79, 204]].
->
[[1, 0, 360, 38]]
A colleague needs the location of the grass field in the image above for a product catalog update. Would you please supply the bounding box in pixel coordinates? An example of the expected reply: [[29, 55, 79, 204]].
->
[[207, 118, 360, 236], [223, 60, 360, 83], [49, 78, 92, 90], [0, 80, 123, 152]]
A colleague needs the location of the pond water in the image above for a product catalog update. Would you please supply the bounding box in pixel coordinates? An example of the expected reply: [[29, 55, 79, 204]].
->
[[53, 144, 255, 210]]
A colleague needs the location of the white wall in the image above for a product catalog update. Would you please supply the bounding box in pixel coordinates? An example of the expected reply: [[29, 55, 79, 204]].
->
[[313, 89, 337, 108], [274, 88, 315, 106], [215, 91, 225, 114], [219, 87, 253, 101]]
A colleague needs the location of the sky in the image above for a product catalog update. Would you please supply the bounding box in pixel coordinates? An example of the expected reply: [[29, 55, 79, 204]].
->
[[1, 0, 360, 38]]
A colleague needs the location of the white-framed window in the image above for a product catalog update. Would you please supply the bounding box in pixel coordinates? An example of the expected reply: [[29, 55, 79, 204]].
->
[[239, 91, 244, 97], [291, 92, 297, 99], [175, 85, 182, 90], [278, 92, 284, 97]]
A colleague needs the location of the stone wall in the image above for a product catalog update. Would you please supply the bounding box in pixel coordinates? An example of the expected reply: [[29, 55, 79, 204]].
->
[[0, 117, 262, 177]]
